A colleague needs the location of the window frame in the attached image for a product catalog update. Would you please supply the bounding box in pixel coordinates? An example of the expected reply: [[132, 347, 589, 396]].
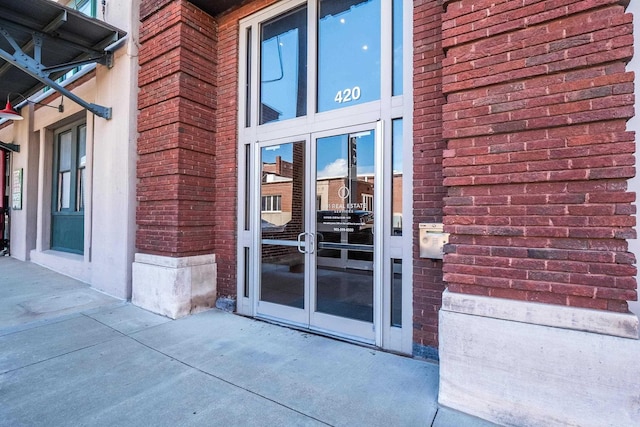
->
[[237, 0, 415, 354], [261, 194, 283, 212]]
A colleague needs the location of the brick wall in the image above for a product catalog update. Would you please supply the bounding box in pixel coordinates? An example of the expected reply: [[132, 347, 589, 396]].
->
[[137, 0, 217, 256], [214, 0, 278, 296], [413, 0, 447, 351], [441, 0, 637, 312]]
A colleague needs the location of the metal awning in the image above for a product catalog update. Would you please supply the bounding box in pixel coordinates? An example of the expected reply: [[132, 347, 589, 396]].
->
[[0, 0, 127, 119]]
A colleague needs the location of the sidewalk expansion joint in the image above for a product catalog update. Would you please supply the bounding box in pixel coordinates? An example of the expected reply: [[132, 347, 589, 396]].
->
[[88, 315, 335, 426]]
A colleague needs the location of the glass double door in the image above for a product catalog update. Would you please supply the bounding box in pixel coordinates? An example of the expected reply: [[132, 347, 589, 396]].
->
[[256, 124, 380, 343]]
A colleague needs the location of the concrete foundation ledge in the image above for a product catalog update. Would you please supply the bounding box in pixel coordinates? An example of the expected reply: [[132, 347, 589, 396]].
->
[[442, 290, 639, 339], [439, 291, 640, 426], [132, 253, 217, 319], [30, 249, 91, 284]]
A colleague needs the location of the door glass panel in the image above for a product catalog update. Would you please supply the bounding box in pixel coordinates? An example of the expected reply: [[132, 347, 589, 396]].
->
[[318, 0, 381, 112], [260, 141, 306, 308], [316, 130, 375, 322], [260, 6, 308, 124], [77, 125, 87, 211], [59, 171, 71, 209], [59, 131, 72, 171]]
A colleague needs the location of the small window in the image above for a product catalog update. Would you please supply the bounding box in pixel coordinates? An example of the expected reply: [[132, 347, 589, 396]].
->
[[362, 194, 373, 211], [261, 195, 282, 212], [71, 0, 97, 17]]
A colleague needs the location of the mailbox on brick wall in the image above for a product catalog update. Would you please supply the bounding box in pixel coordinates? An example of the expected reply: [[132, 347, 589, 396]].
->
[[419, 223, 449, 259]]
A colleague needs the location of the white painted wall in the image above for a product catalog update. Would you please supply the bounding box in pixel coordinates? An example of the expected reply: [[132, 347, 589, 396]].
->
[[88, 0, 140, 299], [0, 106, 38, 261], [3, 0, 139, 300], [628, 3, 640, 317]]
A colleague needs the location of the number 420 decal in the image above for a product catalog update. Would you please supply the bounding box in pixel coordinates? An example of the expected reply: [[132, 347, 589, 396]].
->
[[334, 86, 361, 104]]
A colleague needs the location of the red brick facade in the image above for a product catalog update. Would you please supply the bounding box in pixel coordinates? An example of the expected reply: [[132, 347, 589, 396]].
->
[[136, 0, 637, 351], [441, 0, 637, 312], [137, 0, 218, 257], [413, 0, 447, 349]]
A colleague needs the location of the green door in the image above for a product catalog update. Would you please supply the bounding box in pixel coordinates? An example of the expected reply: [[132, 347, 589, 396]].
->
[[51, 122, 86, 254]]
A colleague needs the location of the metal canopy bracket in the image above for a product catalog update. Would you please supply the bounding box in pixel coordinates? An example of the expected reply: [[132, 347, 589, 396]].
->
[[0, 141, 20, 152], [0, 8, 124, 120]]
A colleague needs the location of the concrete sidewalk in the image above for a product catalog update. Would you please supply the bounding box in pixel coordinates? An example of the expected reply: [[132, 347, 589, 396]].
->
[[0, 257, 497, 426]]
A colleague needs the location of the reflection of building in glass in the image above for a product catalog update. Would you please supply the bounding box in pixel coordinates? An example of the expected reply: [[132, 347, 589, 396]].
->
[[259, 103, 281, 124], [262, 155, 293, 226]]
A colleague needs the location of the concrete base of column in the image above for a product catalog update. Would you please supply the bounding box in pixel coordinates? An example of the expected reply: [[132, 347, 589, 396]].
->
[[438, 290, 639, 426], [132, 253, 217, 319]]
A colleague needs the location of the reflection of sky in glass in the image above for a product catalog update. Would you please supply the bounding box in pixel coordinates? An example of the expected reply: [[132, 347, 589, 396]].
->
[[392, 119, 403, 172], [392, 0, 403, 96], [262, 143, 293, 163], [317, 132, 375, 178], [261, 30, 299, 121], [318, 0, 381, 112]]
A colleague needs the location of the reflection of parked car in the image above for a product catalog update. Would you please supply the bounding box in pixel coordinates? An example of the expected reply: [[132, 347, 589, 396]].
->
[[261, 218, 286, 232]]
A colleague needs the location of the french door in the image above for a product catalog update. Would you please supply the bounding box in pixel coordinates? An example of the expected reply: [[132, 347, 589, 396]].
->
[[255, 122, 381, 343]]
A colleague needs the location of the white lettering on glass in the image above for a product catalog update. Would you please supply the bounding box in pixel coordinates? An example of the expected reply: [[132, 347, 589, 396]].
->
[[334, 86, 362, 104]]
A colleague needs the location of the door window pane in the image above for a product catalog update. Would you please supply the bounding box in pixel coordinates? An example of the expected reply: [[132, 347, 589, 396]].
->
[[78, 125, 87, 167], [59, 132, 72, 171], [59, 171, 71, 209], [318, 0, 381, 112], [260, 141, 306, 308], [260, 6, 308, 124], [315, 131, 375, 322]]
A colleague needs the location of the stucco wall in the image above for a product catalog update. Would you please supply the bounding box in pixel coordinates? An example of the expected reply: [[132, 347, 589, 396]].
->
[[2, 0, 139, 300]]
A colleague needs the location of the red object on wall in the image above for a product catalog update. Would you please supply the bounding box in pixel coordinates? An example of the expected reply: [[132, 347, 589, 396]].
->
[[0, 148, 7, 253]]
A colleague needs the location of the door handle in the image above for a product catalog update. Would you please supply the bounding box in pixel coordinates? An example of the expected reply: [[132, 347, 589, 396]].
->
[[297, 232, 305, 253]]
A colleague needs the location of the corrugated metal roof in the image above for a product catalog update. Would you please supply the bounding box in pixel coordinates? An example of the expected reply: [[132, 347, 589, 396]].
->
[[0, 0, 126, 108]]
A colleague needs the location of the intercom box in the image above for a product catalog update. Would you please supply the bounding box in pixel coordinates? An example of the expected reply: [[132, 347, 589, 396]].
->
[[419, 223, 449, 259]]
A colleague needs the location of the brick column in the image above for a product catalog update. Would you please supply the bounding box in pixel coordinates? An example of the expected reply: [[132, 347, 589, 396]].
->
[[412, 0, 447, 357], [132, 0, 218, 318], [438, 1, 639, 425]]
